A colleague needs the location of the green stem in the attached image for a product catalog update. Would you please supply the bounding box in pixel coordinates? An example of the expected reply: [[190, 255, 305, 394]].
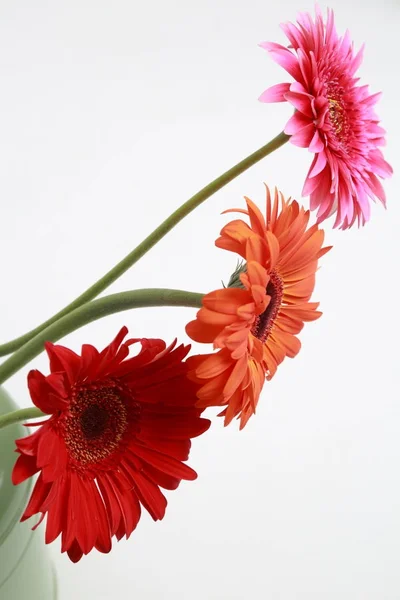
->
[[0, 407, 45, 430], [0, 288, 203, 386], [0, 131, 289, 357]]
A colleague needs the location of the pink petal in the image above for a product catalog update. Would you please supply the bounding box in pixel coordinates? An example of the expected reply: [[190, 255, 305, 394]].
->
[[284, 91, 313, 118], [308, 130, 324, 153], [259, 41, 302, 80], [284, 111, 311, 135], [290, 123, 315, 148], [349, 44, 364, 76], [369, 150, 393, 178], [259, 82, 291, 103]]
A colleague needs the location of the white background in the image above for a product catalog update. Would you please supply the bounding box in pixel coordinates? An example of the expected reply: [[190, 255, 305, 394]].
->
[[0, 0, 399, 598]]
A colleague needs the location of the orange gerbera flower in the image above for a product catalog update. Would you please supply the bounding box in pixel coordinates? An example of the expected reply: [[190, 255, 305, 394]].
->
[[186, 186, 330, 429]]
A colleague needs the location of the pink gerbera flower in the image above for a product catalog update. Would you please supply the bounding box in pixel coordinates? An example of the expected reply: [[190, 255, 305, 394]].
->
[[259, 7, 392, 229]]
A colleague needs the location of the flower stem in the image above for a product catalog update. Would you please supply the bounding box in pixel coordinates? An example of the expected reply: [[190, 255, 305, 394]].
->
[[0, 407, 44, 430], [0, 131, 289, 357], [0, 288, 203, 386]]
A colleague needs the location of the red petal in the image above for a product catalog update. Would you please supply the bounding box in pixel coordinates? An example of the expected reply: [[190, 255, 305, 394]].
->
[[139, 411, 210, 440], [45, 343, 81, 384], [112, 338, 167, 377], [37, 427, 68, 482], [12, 454, 39, 484], [96, 474, 123, 537], [15, 426, 44, 455], [61, 472, 80, 553], [106, 472, 141, 539], [87, 478, 112, 553], [142, 463, 181, 491], [66, 540, 83, 563], [79, 344, 100, 379], [45, 476, 68, 544], [137, 438, 191, 461], [73, 476, 98, 555], [129, 444, 198, 481], [131, 471, 167, 521], [20, 474, 52, 521], [27, 370, 68, 413]]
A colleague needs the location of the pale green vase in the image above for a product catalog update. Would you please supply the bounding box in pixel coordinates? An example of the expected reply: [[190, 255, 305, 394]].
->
[[0, 387, 57, 599]]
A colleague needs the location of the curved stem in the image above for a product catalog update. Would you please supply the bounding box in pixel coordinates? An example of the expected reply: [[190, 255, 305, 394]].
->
[[0, 407, 44, 430], [0, 288, 204, 386], [0, 131, 289, 357]]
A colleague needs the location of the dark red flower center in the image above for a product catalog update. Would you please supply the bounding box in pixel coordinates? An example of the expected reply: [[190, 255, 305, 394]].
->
[[63, 386, 133, 467], [80, 404, 110, 439], [251, 270, 283, 343]]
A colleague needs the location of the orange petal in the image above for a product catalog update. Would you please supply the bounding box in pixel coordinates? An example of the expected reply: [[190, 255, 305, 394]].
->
[[185, 319, 223, 343], [245, 196, 266, 237], [223, 388, 245, 427], [195, 350, 234, 378], [246, 234, 267, 266], [203, 288, 249, 315], [265, 231, 280, 270], [199, 307, 238, 326], [247, 260, 268, 288], [223, 356, 248, 400]]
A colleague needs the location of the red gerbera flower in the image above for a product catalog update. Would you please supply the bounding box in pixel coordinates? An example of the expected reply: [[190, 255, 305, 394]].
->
[[186, 186, 329, 429], [259, 7, 392, 229], [12, 327, 210, 562]]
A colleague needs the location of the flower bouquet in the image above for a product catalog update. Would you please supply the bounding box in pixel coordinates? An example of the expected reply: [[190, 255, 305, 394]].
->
[[0, 5, 392, 590]]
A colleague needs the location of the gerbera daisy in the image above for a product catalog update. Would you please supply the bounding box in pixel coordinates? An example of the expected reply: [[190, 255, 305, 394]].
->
[[259, 7, 392, 229], [186, 186, 329, 429], [12, 327, 210, 562]]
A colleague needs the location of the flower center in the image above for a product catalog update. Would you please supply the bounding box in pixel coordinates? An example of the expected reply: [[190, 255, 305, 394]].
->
[[251, 270, 283, 343], [63, 385, 130, 467], [328, 98, 346, 134], [326, 81, 349, 143], [80, 404, 110, 439]]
